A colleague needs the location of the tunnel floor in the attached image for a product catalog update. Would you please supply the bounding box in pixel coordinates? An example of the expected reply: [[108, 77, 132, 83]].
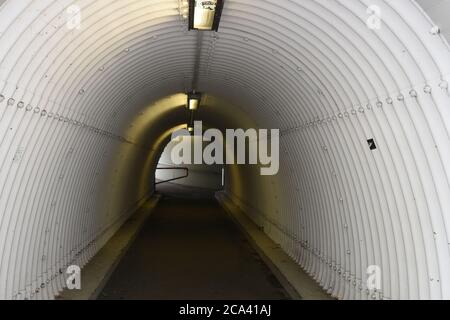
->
[[98, 184, 290, 300]]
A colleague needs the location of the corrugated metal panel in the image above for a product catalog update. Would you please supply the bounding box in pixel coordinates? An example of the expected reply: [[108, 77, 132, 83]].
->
[[0, 0, 449, 300]]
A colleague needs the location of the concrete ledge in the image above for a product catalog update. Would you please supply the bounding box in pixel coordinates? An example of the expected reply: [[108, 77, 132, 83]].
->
[[57, 195, 161, 300], [216, 192, 332, 300]]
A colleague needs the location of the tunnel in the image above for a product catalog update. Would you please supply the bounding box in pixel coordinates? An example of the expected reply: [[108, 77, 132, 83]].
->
[[0, 0, 450, 301]]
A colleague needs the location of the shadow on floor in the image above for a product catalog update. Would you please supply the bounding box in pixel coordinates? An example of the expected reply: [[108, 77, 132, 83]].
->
[[99, 183, 290, 300]]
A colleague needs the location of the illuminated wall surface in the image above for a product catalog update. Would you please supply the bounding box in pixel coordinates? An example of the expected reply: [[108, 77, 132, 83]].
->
[[1, 0, 450, 300]]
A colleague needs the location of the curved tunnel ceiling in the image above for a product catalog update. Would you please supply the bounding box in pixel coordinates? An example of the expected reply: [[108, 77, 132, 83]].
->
[[1, 0, 450, 300]]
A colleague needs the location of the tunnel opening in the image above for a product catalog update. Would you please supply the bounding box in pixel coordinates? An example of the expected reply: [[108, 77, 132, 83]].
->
[[96, 118, 292, 300], [155, 132, 224, 197]]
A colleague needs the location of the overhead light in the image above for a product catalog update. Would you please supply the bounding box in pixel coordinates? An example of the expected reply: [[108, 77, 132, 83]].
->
[[187, 92, 201, 110], [189, 98, 199, 110], [188, 0, 224, 31]]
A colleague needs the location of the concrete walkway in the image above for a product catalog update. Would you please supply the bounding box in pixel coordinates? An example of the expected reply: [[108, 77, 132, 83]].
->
[[98, 190, 290, 300]]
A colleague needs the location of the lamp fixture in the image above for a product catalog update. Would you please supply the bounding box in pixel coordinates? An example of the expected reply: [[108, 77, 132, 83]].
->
[[188, 0, 224, 31], [187, 92, 202, 110]]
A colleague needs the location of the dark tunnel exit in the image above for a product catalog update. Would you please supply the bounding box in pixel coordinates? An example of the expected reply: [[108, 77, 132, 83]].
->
[[155, 133, 224, 194]]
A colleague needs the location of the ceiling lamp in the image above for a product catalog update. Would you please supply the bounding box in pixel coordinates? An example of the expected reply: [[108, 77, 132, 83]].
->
[[187, 92, 202, 110], [188, 0, 224, 31]]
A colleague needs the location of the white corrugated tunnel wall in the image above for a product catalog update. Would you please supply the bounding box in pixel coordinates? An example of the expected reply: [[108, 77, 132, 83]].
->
[[1, 0, 450, 300]]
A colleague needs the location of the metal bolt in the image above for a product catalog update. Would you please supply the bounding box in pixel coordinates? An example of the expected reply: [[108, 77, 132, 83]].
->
[[439, 81, 448, 90], [430, 26, 440, 35], [409, 90, 418, 98]]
